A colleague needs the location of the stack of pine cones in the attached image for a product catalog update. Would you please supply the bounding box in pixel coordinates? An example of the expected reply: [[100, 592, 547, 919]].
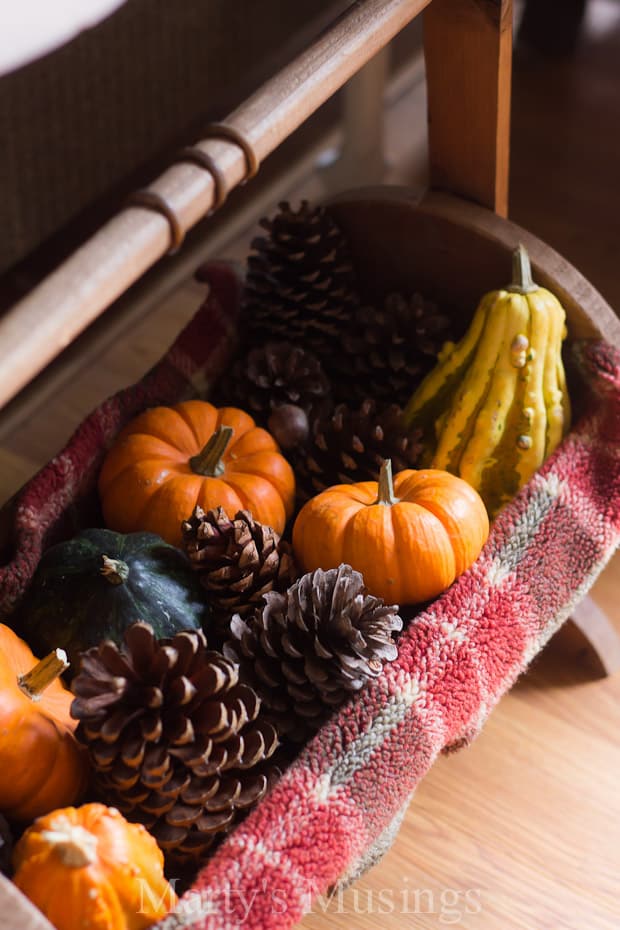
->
[[71, 197, 454, 873], [180, 508, 402, 743], [71, 507, 404, 866], [215, 200, 458, 497]]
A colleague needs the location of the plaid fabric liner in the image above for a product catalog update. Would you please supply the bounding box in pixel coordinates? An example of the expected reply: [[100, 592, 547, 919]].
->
[[1, 265, 618, 930]]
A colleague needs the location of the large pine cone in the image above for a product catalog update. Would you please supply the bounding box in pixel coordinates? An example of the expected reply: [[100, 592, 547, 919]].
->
[[243, 201, 358, 361], [225, 564, 402, 742], [181, 507, 298, 644], [214, 341, 332, 429], [335, 292, 455, 407], [295, 398, 424, 502], [71, 622, 279, 864]]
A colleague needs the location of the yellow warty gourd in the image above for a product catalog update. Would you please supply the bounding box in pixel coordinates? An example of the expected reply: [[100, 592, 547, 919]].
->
[[403, 245, 571, 518]]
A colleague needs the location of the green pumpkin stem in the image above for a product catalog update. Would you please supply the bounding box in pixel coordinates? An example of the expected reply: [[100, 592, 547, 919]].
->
[[507, 244, 537, 295], [100, 555, 129, 585], [18, 649, 69, 700], [376, 460, 398, 506], [190, 425, 233, 477]]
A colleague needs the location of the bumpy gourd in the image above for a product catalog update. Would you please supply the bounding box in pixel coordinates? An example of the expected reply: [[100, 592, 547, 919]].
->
[[13, 803, 176, 930], [403, 245, 571, 517]]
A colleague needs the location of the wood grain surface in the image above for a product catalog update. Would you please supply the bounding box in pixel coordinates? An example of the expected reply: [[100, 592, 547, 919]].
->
[[425, 0, 513, 215]]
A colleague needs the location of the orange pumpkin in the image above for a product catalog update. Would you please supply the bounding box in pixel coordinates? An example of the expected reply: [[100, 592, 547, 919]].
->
[[293, 460, 489, 604], [13, 803, 177, 930], [0, 624, 88, 822], [99, 400, 296, 545]]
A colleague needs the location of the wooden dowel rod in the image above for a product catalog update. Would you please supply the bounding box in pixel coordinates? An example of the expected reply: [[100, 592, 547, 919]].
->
[[0, 0, 430, 410]]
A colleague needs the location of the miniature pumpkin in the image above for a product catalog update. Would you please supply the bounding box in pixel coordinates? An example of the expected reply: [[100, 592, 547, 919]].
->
[[13, 803, 177, 930], [99, 400, 296, 545], [18, 528, 209, 669], [0, 625, 88, 822], [403, 245, 571, 517], [293, 460, 489, 604]]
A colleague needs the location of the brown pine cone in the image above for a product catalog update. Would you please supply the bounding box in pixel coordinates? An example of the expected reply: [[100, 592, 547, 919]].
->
[[181, 507, 298, 644], [243, 201, 358, 361], [214, 341, 332, 430], [71, 622, 279, 865], [335, 292, 455, 407], [225, 564, 402, 742], [295, 399, 424, 502]]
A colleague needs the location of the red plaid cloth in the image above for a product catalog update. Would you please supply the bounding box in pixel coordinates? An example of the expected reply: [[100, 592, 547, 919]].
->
[[1, 266, 618, 930]]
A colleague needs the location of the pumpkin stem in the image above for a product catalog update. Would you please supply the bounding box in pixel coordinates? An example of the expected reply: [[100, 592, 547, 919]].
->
[[41, 824, 98, 868], [376, 460, 398, 506], [190, 426, 234, 477], [100, 555, 129, 585], [18, 649, 69, 700], [507, 244, 537, 295]]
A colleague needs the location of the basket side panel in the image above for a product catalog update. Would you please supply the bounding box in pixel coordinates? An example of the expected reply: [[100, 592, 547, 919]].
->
[[326, 188, 620, 345]]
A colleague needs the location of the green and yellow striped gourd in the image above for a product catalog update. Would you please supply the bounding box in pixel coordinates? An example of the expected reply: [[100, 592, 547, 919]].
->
[[403, 245, 571, 518]]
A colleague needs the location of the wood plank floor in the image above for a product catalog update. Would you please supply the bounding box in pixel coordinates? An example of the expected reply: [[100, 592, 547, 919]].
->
[[1, 4, 619, 928]]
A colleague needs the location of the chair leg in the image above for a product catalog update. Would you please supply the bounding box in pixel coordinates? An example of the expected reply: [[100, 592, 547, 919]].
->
[[424, 0, 513, 217], [317, 47, 389, 190], [565, 595, 620, 677]]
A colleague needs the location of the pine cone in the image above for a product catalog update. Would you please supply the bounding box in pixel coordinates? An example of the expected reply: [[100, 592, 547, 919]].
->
[[295, 399, 424, 502], [0, 814, 12, 876], [243, 201, 358, 362], [71, 622, 279, 864], [335, 292, 455, 407], [215, 341, 332, 429], [225, 565, 402, 742], [181, 507, 298, 645]]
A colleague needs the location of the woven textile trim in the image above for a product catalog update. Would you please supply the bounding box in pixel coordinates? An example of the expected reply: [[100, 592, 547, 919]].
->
[[1, 266, 618, 930]]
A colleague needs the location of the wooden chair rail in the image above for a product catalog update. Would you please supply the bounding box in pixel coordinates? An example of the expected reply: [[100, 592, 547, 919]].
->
[[0, 0, 433, 409]]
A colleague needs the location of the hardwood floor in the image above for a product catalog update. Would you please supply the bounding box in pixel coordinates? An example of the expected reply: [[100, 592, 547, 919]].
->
[[0, 3, 618, 928]]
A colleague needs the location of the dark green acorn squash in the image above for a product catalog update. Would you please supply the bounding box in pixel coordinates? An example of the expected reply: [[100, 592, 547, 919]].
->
[[18, 529, 209, 670]]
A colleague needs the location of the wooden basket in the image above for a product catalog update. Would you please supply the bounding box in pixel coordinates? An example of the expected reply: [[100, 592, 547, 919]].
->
[[1, 0, 619, 926], [1, 186, 619, 930]]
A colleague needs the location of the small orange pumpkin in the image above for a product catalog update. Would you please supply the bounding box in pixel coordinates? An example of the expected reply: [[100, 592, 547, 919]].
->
[[293, 460, 489, 604], [0, 624, 88, 822], [99, 400, 296, 545], [13, 803, 177, 930]]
